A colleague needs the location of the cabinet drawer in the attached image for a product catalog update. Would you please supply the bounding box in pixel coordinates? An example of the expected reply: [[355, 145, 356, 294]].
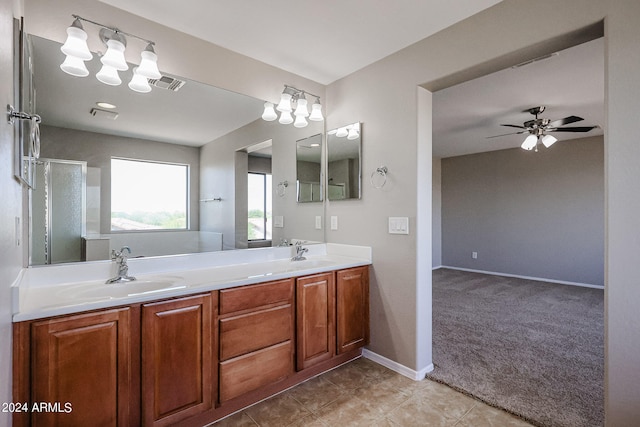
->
[[219, 341, 293, 402], [219, 278, 294, 314], [220, 305, 293, 360]]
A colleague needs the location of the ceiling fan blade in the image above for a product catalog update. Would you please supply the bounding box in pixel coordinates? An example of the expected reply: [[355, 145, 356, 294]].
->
[[547, 115, 583, 127], [500, 124, 527, 129], [547, 126, 597, 132], [486, 131, 526, 139]]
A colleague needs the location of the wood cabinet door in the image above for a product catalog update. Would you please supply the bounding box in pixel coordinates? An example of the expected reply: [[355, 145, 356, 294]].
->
[[336, 266, 370, 354], [142, 293, 214, 427], [296, 272, 335, 370], [30, 307, 132, 427]]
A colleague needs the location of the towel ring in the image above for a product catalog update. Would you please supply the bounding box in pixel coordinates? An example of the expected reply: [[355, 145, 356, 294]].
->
[[277, 181, 289, 197], [370, 166, 388, 189]]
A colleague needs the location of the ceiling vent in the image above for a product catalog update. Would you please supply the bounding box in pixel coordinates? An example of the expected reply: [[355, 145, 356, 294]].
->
[[147, 75, 186, 91], [90, 108, 119, 120]]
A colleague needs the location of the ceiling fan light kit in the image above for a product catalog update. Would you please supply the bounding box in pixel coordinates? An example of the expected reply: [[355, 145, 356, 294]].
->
[[489, 106, 597, 152]]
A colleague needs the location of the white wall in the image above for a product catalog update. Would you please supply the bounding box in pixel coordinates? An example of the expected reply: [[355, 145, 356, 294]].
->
[[441, 136, 604, 286], [0, 4, 24, 427], [432, 157, 442, 267], [603, 0, 640, 423]]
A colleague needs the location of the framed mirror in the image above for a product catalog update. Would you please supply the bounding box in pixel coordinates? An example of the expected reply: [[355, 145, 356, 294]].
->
[[296, 134, 323, 203], [23, 27, 324, 265], [327, 122, 361, 200]]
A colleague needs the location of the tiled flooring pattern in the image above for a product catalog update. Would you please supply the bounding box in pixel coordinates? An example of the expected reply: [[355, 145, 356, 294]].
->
[[211, 357, 534, 426]]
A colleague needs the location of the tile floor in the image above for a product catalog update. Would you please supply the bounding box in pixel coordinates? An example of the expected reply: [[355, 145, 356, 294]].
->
[[211, 357, 534, 426]]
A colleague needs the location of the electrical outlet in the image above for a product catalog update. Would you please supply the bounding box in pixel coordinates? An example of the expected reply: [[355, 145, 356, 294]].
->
[[315, 216, 322, 230], [331, 216, 338, 230], [472, 251, 478, 259]]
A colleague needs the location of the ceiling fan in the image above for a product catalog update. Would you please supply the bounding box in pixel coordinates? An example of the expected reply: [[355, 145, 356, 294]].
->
[[488, 106, 598, 151]]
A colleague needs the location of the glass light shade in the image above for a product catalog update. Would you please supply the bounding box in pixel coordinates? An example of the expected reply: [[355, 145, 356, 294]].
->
[[276, 93, 293, 112], [541, 134, 558, 148], [137, 49, 161, 79], [60, 55, 89, 77], [309, 102, 324, 121], [128, 68, 152, 93], [278, 110, 293, 125], [262, 102, 278, 121], [294, 114, 308, 128], [347, 127, 359, 140], [101, 39, 128, 71], [521, 134, 538, 150], [61, 26, 92, 61], [336, 127, 348, 138], [294, 97, 309, 117], [96, 64, 122, 86]]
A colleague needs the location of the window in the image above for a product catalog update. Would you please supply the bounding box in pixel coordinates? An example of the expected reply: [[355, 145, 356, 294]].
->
[[248, 172, 272, 240], [111, 158, 189, 231]]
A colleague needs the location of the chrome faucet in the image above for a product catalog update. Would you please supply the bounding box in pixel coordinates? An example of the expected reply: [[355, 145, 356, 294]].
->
[[291, 241, 308, 261], [106, 246, 137, 284]]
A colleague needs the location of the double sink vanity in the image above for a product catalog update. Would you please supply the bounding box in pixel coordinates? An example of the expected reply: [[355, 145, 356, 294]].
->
[[12, 243, 371, 426]]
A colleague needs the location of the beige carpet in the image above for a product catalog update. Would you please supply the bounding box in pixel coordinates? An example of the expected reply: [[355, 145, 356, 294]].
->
[[428, 268, 604, 427]]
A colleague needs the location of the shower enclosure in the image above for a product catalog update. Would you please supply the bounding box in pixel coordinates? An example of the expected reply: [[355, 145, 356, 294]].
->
[[30, 158, 86, 265]]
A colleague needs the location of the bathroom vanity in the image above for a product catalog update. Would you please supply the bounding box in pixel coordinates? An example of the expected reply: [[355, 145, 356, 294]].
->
[[12, 244, 370, 426]]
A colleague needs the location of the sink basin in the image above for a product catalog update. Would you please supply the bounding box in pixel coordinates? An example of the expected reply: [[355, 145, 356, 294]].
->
[[57, 276, 187, 300]]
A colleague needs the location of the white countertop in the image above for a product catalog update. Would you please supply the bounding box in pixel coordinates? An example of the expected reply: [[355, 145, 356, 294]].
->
[[12, 243, 372, 322]]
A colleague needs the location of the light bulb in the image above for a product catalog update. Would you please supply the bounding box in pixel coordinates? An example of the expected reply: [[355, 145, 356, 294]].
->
[[60, 55, 89, 77], [96, 64, 122, 86], [294, 114, 308, 128], [262, 102, 278, 121], [128, 67, 152, 93], [60, 20, 92, 61], [279, 110, 293, 125], [137, 44, 161, 79], [276, 93, 292, 112], [309, 101, 323, 121], [521, 134, 538, 151], [101, 39, 128, 71], [336, 127, 348, 138], [347, 127, 359, 140], [541, 134, 558, 148], [294, 95, 309, 117]]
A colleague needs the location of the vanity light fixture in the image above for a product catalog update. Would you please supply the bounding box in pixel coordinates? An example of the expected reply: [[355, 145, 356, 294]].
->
[[263, 85, 324, 127], [329, 123, 360, 140], [60, 15, 160, 93]]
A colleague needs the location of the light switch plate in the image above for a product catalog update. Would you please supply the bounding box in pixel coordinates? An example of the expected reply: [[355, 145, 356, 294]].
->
[[331, 216, 338, 230], [388, 217, 409, 235], [315, 216, 322, 230], [274, 216, 284, 228]]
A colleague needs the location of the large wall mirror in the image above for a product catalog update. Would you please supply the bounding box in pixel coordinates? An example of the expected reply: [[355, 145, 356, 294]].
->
[[21, 4, 324, 265], [327, 122, 361, 200]]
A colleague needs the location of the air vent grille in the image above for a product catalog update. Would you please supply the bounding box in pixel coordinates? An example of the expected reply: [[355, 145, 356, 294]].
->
[[148, 75, 186, 91], [90, 108, 119, 120]]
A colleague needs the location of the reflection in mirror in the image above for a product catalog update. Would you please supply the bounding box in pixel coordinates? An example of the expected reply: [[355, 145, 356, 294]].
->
[[25, 32, 324, 265], [296, 134, 323, 203], [327, 123, 361, 200]]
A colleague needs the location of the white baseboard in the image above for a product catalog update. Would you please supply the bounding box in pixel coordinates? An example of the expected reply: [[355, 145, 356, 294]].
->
[[439, 265, 604, 289], [432, 264, 443, 270], [361, 348, 434, 381]]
